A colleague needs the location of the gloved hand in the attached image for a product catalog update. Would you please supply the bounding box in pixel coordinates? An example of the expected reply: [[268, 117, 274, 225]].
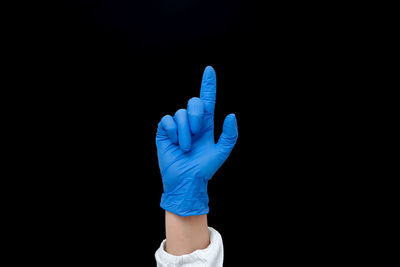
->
[[156, 66, 238, 216]]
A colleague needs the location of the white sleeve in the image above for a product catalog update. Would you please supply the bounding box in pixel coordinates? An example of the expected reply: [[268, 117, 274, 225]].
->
[[155, 227, 223, 267]]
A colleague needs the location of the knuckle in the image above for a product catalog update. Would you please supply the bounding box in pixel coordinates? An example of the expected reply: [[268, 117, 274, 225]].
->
[[188, 97, 201, 104], [175, 108, 187, 116], [161, 114, 172, 121]]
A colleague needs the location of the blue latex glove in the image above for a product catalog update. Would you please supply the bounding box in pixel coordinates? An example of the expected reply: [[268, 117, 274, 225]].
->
[[156, 66, 238, 216]]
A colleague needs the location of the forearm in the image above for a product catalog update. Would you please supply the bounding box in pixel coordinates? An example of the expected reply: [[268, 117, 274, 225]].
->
[[165, 211, 210, 256], [156, 67, 235, 265]]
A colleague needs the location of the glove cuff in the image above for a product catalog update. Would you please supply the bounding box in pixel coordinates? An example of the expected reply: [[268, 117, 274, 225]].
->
[[160, 191, 209, 216]]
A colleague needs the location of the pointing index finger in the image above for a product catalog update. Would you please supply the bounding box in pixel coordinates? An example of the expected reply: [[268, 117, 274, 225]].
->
[[200, 66, 216, 115]]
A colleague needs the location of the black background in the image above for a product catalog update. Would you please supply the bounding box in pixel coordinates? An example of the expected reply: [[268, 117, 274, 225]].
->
[[15, 0, 399, 265]]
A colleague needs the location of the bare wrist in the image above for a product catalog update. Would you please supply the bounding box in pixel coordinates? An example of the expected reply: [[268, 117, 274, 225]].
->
[[165, 211, 210, 255]]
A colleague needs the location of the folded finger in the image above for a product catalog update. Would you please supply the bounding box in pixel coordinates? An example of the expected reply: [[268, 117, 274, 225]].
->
[[174, 109, 191, 152], [187, 97, 204, 135], [161, 115, 178, 144]]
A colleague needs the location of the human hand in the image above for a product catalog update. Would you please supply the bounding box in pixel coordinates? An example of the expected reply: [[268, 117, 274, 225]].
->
[[156, 66, 238, 216]]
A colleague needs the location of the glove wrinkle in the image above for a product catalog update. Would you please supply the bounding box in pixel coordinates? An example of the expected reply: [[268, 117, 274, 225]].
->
[[156, 66, 237, 217]]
